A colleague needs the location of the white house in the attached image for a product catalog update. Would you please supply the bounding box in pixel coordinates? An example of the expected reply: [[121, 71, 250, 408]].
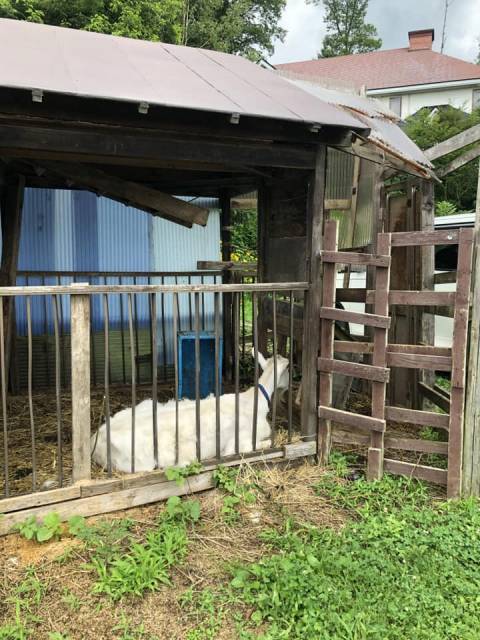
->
[[277, 29, 480, 119]]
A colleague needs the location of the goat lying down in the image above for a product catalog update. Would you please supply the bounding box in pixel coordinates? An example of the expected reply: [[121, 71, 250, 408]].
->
[[91, 352, 289, 473]]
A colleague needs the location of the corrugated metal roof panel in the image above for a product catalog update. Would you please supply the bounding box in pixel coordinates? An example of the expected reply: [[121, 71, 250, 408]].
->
[[0, 18, 365, 130]]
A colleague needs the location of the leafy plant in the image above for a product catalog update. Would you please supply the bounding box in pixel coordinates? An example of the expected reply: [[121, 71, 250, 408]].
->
[[435, 200, 458, 217], [71, 517, 134, 563], [181, 588, 223, 640], [60, 589, 83, 612], [47, 633, 71, 640], [112, 614, 150, 640], [14, 513, 62, 543], [213, 466, 256, 524], [91, 497, 201, 600], [165, 461, 203, 487]]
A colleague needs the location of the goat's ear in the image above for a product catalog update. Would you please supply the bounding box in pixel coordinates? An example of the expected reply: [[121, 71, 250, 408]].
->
[[251, 348, 268, 370]]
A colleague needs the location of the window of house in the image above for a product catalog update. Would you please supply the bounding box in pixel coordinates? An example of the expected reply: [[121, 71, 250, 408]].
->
[[389, 96, 402, 118], [473, 89, 480, 111]]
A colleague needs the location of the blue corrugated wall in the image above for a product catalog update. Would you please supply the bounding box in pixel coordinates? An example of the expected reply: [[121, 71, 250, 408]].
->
[[15, 188, 221, 338]]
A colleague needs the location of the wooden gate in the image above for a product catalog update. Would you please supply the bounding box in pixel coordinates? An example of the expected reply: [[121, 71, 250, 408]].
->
[[318, 220, 474, 497]]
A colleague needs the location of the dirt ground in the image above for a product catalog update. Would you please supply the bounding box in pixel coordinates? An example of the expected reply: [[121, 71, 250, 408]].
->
[[0, 461, 347, 640]]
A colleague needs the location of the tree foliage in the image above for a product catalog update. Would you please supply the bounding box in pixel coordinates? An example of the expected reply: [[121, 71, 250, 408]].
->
[[312, 0, 381, 58], [404, 106, 480, 212], [0, 0, 286, 57]]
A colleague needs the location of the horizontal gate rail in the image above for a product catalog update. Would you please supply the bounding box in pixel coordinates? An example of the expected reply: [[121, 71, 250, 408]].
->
[[383, 459, 448, 485], [390, 230, 460, 246], [385, 406, 450, 429], [321, 250, 391, 268], [318, 357, 389, 382], [319, 307, 391, 329], [386, 352, 452, 371], [319, 406, 385, 432]]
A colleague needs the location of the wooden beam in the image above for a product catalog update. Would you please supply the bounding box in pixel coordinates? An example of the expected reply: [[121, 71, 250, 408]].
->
[[425, 124, 480, 161], [437, 145, 480, 177], [383, 458, 447, 485], [302, 145, 327, 442], [0, 123, 317, 170], [319, 405, 386, 432], [41, 162, 208, 227]]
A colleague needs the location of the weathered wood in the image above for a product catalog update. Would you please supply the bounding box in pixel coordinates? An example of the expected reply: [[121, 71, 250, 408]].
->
[[386, 352, 452, 371], [196, 260, 256, 273], [425, 124, 480, 160], [334, 340, 374, 354], [448, 228, 474, 497], [365, 291, 455, 306], [319, 406, 386, 432], [418, 382, 451, 413], [463, 161, 480, 497], [43, 162, 209, 227], [0, 485, 81, 514], [368, 231, 390, 481], [321, 251, 391, 268], [384, 437, 448, 454], [324, 198, 351, 210], [384, 458, 447, 485], [71, 286, 91, 483], [0, 174, 25, 380], [335, 288, 367, 303], [317, 216, 336, 461], [0, 472, 215, 537], [434, 271, 457, 285], [437, 145, 480, 177], [284, 440, 317, 459], [333, 342, 452, 357], [301, 145, 327, 442], [319, 307, 391, 329], [0, 123, 317, 170], [318, 357, 390, 382], [385, 406, 450, 429], [390, 229, 459, 246]]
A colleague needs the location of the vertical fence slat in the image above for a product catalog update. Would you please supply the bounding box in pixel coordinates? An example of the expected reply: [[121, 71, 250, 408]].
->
[[288, 291, 294, 443], [0, 297, 9, 497], [161, 277, 167, 381], [26, 296, 37, 491], [128, 293, 136, 474], [103, 293, 112, 477], [70, 285, 91, 484], [214, 291, 221, 459], [194, 292, 201, 461], [151, 292, 159, 469], [173, 292, 180, 465], [234, 292, 240, 455], [272, 292, 277, 447], [252, 292, 259, 451], [52, 295, 64, 486]]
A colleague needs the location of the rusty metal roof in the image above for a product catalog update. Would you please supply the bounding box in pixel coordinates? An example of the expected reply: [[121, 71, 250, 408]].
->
[[281, 76, 434, 177], [0, 18, 364, 130]]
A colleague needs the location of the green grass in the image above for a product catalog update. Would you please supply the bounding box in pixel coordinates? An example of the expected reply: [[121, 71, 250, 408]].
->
[[229, 474, 480, 639]]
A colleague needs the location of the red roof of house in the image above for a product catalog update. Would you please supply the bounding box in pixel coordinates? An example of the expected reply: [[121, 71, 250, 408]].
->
[[276, 48, 480, 91]]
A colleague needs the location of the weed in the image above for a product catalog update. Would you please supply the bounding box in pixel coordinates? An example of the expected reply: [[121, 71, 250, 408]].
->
[[60, 589, 83, 612], [47, 633, 71, 640], [213, 466, 256, 523], [220, 495, 241, 524], [0, 601, 30, 640], [14, 513, 62, 543], [231, 477, 480, 640], [91, 497, 201, 600], [181, 588, 224, 640], [112, 613, 154, 639], [165, 461, 203, 487], [72, 517, 134, 563]]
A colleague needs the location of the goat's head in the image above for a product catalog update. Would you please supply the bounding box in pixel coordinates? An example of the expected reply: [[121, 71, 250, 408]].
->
[[252, 349, 290, 393]]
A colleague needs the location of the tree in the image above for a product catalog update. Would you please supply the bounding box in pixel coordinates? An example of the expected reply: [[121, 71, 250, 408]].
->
[[404, 105, 480, 212], [313, 0, 381, 58], [0, 0, 285, 58]]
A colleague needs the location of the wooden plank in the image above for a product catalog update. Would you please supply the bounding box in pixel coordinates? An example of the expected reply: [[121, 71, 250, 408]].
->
[[365, 291, 455, 306], [385, 406, 450, 429], [320, 307, 391, 329], [324, 198, 351, 210], [438, 145, 480, 177], [284, 441, 317, 459], [368, 230, 391, 481], [384, 437, 448, 455], [434, 271, 457, 285], [0, 485, 81, 514], [448, 228, 475, 498], [0, 472, 215, 537], [384, 458, 448, 485], [70, 286, 91, 483], [390, 230, 459, 246], [318, 356, 390, 382], [319, 405, 386, 432], [301, 145, 327, 443], [321, 251, 391, 267], [387, 352, 452, 371], [317, 215, 336, 462], [0, 123, 317, 170], [332, 428, 370, 446], [424, 124, 480, 160], [388, 344, 452, 357], [43, 162, 209, 227], [334, 340, 374, 354], [0, 282, 309, 296], [418, 382, 451, 413], [463, 161, 480, 496], [335, 288, 367, 303]]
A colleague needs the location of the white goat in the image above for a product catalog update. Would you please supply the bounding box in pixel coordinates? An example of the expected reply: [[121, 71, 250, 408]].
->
[[91, 352, 289, 473]]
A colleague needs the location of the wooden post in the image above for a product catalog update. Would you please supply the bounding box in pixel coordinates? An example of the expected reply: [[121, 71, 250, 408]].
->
[[463, 161, 480, 496], [71, 284, 91, 483], [301, 145, 327, 442], [0, 174, 25, 384]]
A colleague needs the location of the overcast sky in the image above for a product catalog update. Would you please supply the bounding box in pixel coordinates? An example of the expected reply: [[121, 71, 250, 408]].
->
[[270, 0, 480, 64]]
